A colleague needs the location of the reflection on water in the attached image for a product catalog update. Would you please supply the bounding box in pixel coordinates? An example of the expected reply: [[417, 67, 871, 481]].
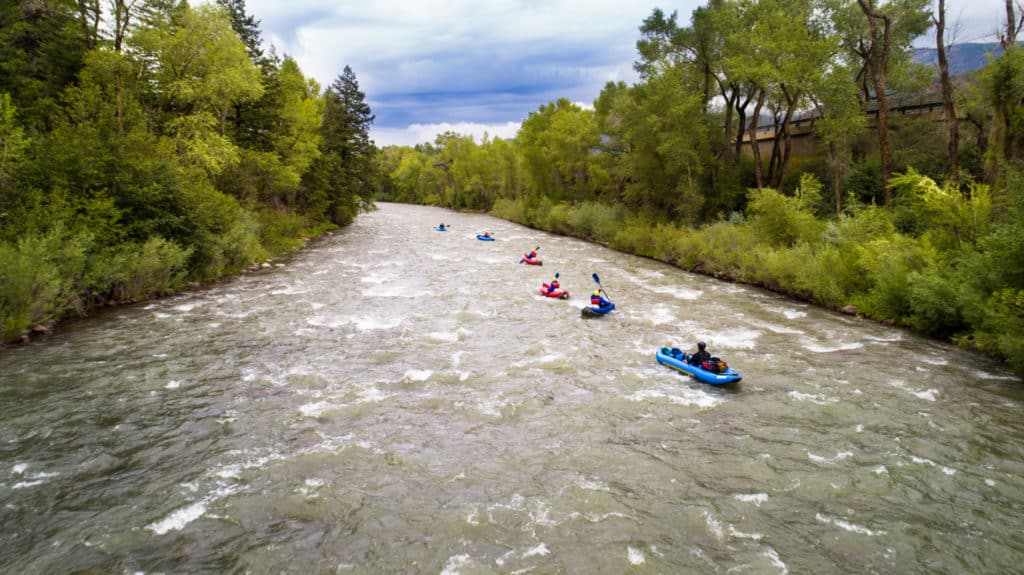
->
[[1, 203, 1022, 573]]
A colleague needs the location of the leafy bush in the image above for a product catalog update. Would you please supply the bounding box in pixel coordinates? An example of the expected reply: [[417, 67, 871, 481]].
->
[[115, 237, 192, 301], [972, 289, 1024, 375], [0, 226, 91, 341], [852, 235, 934, 321], [746, 187, 824, 247]]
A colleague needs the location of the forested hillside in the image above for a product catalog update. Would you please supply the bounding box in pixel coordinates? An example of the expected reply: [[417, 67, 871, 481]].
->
[[0, 0, 376, 343], [374, 0, 1024, 375]]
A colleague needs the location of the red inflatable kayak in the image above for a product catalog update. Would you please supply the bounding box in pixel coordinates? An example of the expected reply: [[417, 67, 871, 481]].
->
[[539, 283, 569, 299], [520, 255, 543, 265]]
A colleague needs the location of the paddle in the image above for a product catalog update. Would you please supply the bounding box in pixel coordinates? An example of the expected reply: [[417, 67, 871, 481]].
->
[[592, 272, 611, 299]]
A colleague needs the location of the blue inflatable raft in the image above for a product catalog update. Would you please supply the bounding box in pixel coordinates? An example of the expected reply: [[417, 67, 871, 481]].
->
[[435, 226, 447, 231], [581, 302, 615, 318], [656, 346, 742, 385], [476, 234, 495, 241]]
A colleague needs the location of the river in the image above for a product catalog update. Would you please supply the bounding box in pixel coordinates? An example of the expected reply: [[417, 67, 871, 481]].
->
[[1, 202, 1022, 573]]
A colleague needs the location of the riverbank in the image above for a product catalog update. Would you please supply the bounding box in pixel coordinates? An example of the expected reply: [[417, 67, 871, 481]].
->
[[1, 219, 347, 347], [479, 195, 1022, 376]]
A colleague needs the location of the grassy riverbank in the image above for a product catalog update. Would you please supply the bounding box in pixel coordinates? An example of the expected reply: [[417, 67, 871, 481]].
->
[[0, 209, 341, 345], [483, 179, 1023, 376]]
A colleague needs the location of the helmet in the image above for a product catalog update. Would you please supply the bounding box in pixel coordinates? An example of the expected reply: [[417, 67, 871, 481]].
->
[[593, 290, 600, 296], [555, 273, 560, 278], [698, 341, 706, 350]]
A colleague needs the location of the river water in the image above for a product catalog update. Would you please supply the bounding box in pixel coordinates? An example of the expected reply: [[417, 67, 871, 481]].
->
[[1, 202, 1022, 574]]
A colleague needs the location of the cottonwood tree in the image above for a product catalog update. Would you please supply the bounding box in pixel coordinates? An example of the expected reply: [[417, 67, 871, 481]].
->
[[833, 0, 931, 201], [984, 0, 1024, 183]]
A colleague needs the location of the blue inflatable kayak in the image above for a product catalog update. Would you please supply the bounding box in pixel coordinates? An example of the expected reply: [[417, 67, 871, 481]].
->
[[435, 226, 447, 231], [656, 346, 742, 385], [581, 302, 615, 318], [476, 234, 495, 241]]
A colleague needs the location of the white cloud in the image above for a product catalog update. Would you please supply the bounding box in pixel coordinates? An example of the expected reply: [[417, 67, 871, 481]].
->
[[245, 0, 1008, 141], [372, 121, 522, 147]]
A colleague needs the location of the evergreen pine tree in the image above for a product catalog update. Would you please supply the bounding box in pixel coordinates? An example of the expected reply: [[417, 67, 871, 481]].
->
[[309, 65, 375, 224], [216, 0, 264, 63]]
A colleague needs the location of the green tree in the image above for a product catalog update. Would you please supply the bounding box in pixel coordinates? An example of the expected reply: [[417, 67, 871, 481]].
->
[[307, 65, 375, 224], [832, 0, 931, 199], [0, 0, 90, 128]]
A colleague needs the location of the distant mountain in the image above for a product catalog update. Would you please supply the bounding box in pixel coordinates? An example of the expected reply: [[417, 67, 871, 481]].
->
[[913, 42, 1004, 76]]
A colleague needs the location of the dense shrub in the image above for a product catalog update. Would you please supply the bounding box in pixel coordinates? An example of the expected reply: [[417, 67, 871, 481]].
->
[[0, 226, 91, 339]]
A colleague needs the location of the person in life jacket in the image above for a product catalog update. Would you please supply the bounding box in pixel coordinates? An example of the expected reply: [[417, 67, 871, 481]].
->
[[438, 223, 446, 230], [484, 231, 492, 238], [524, 248, 538, 260], [547, 273, 560, 293], [687, 341, 712, 367], [591, 290, 611, 307]]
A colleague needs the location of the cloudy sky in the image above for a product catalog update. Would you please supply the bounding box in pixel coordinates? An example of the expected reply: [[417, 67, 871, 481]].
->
[[243, 0, 1004, 147]]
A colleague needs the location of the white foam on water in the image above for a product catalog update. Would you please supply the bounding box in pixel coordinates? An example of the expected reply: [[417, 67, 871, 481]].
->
[[728, 525, 763, 540], [152, 312, 171, 319], [630, 278, 703, 300], [12, 463, 28, 475], [147, 501, 207, 535], [815, 513, 886, 536], [475, 255, 508, 265], [644, 304, 678, 326], [788, 391, 839, 405], [942, 466, 956, 475], [165, 380, 180, 390], [427, 331, 459, 343], [965, 368, 1020, 382], [440, 554, 473, 575], [404, 369, 433, 382], [12, 480, 47, 489], [704, 511, 725, 540], [353, 317, 402, 331], [359, 273, 388, 285], [299, 401, 337, 418], [800, 339, 863, 353], [310, 302, 325, 310], [152, 353, 168, 358], [855, 424, 864, 432], [761, 322, 806, 335], [985, 479, 996, 486], [457, 371, 471, 382], [357, 386, 391, 404], [763, 547, 788, 575], [451, 350, 465, 367], [863, 332, 904, 343], [307, 315, 347, 329], [710, 328, 762, 350], [361, 286, 432, 298], [627, 388, 723, 409], [808, 451, 854, 465], [270, 287, 307, 296], [734, 493, 769, 506], [523, 543, 550, 558], [627, 546, 646, 565], [582, 511, 631, 523], [888, 380, 939, 402], [574, 478, 611, 492], [174, 302, 199, 312]]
